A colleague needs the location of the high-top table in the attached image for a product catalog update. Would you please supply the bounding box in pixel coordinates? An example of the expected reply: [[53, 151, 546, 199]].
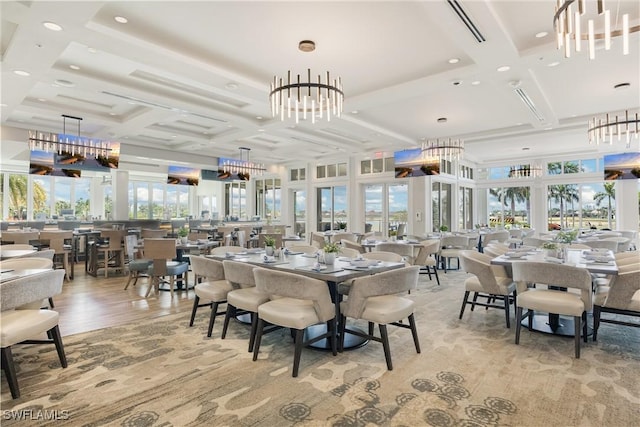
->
[[207, 250, 404, 349]]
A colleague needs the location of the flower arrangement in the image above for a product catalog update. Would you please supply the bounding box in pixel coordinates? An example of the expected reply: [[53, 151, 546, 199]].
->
[[556, 229, 578, 244], [542, 242, 558, 250], [263, 235, 276, 247], [177, 227, 189, 238], [323, 242, 341, 253]]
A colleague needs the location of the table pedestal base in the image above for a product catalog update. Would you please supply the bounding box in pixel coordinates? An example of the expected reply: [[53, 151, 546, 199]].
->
[[523, 313, 592, 338], [304, 324, 368, 351]]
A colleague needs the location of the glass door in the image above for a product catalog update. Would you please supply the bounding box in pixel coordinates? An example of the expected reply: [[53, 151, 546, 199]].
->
[[316, 186, 346, 232], [364, 183, 408, 237], [293, 190, 306, 237]]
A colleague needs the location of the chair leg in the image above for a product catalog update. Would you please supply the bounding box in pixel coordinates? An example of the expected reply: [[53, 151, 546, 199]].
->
[[338, 314, 347, 353], [379, 324, 393, 370], [459, 291, 470, 319], [1, 346, 20, 399], [408, 314, 420, 353], [207, 302, 220, 338], [189, 296, 200, 327], [252, 318, 265, 362], [574, 316, 581, 358], [169, 276, 175, 299], [292, 328, 304, 377], [49, 325, 68, 368], [248, 312, 258, 352], [368, 322, 374, 335], [593, 305, 601, 342], [328, 318, 337, 356], [470, 292, 479, 311], [48, 297, 55, 309], [504, 295, 511, 329], [582, 312, 588, 344], [221, 305, 236, 339], [432, 266, 440, 286], [515, 307, 523, 345]]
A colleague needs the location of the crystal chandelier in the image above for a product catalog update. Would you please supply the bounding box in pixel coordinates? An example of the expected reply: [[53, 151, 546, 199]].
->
[[588, 109, 640, 147], [554, 0, 640, 59], [509, 164, 542, 178], [221, 147, 266, 177], [269, 40, 344, 124], [421, 138, 464, 162], [28, 114, 112, 158]]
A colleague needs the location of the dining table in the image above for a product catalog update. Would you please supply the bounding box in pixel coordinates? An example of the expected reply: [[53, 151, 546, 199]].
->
[[491, 247, 618, 336], [0, 248, 38, 261], [207, 250, 405, 350]]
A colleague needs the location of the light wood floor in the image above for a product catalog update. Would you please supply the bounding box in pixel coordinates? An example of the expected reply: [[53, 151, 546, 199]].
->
[[54, 262, 197, 336]]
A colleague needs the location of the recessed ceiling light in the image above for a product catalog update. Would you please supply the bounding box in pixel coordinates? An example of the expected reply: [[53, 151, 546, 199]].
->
[[69, 65, 80, 70], [43, 21, 62, 31], [225, 83, 239, 90], [114, 16, 128, 24], [258, 129, 265, 132], [448, 58, 460, 64], [535, 31, 548, 38], [87, 47, 97, 53], [109, 112, 116, 116], [614, 82, 631, 90], [54, 79, 75, 87], [545, 127, 553, 130], [437, 117, 448, 123], [522, 147, 530, 151], [172, 135, 177, 138], [38, 98, 46, 102], [13, 70, 30, 76], [256, 116, 263, 120], [351, 110, 359, 114], [497, 65, 510, 72], [0, 103, 7, 107], [547, 61, 560, 67], [471, 80, 480, 86]]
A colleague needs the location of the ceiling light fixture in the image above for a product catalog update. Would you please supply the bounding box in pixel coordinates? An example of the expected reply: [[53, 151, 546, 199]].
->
[[28, 114, 113, 159], [221, 147, 266, 178], [509, 164, 542, 178], [588, 109, 640, 148], [421, 138, 464, 162], [554, 0, 639, 59], [269, 40, 344, 124], [43, 21, 62, 31]]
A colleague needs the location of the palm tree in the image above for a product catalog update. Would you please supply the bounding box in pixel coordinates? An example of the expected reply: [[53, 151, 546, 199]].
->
[[548, 184, 579, 228], [594, 182, 616, 229]]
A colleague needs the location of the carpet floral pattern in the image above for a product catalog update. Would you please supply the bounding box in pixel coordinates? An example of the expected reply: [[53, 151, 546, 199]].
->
[[1, 271, 638, 426]]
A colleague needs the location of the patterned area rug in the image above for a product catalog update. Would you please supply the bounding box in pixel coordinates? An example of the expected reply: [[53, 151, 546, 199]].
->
[[1, 271, 639, 426]]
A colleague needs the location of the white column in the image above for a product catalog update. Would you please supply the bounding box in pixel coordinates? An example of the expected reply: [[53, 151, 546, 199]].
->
[[616, 179, 639, 231], [113, 170, 129, 220]]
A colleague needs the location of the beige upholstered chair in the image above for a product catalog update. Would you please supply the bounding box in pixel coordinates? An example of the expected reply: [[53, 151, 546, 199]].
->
[[210, 245, 246, 255], [142, 238, 189, 298], [512, 262, 593, 358], [339, 266, 421, 370], [362, 251, 403, 263], [1, 257, 54, 309], [599, 237, 631, 253], [413, 240, 440, 285], [338, 247, 360, 258], [252, 268, 336, 377], [482, 243, 510, 258], [439, 235, 471, 271], [618, 230, 638, 250], [1, 270, 67, 399], [593, 268, 640, 341], [341, 239, 365, 254], [374, 242, 416, 265], [141, 229, 168, 238], [310, 232, 327, 249], [189, 256, 232, 337], [396, 224, 406, 239], [330, 232, 357, 244], [221, 260, 268, 352], [123, 235, 152, 290], [97, 230, 127, 277], [39, 230, 72, 281], [584, 239, 619, 252], [522, 237, 548, 248], [0, 244, 35, 250], [482, 230, 510, 247], [458, 250, 517, 328]]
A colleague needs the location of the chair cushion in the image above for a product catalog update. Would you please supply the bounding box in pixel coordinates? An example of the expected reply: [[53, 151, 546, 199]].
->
[[148, 261, 189, 276], [227, 287, 270, 312], [359, 295, 415, 324], [464, 276, 483, 292], [1, 309, 59, 347], [440, 248, 462, 257], [195, 280, 233, 302], [129, 259, 152, 272], [258, 298, 319, 330], [517, 289, 585, 317]]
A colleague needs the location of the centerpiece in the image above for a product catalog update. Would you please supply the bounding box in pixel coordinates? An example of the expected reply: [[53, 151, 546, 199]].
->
[[322, 242, 341, 264]]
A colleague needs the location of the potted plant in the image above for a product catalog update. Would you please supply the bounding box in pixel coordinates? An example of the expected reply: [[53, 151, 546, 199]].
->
[[542, 241, 558, 258], [263, 235, 276, 256], [177, 226, 189, 244], [439, 225, 449, 232], [336, 221, 347, 230], [323, 242, 341, 264]]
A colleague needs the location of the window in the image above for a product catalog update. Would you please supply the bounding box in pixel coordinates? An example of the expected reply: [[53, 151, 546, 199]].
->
[[316, 185, 346, 231], [360, 157, 395, 175], [255, 178, 281, 220], [459, 186, 473, 230], [547, 181, 616, 230], [459, 165, 474, 179], [432, 182, 452, 231], [290, 167, 306, 181], [225, 181, 246, 219], [488, 186, 531, 228], [317, 162, 347, 179]]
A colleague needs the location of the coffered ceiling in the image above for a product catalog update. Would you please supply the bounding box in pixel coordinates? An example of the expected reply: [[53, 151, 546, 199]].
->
[[1, 1, 639, 171]]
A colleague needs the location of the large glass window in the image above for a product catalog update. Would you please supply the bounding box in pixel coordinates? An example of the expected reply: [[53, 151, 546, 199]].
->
[[32, 176, 51, 218], [54, 177, 73, 217], [459, 186, 474, 230], [74, 179, 91, 219], [432, 182, 452, 231], [316, 185, 346, 231], [293, 190, 306, 237], [548, 182, 617, 230], [225, 182, 247, 219], [363, 183, 408, 236], [255, 178, 281, 220], [488, 186, 530, 228]]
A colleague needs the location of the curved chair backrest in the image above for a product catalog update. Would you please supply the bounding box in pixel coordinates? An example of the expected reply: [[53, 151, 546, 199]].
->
[[484, 230, 510, 245], [1, 270, 65, 311], [288, 245, 318, 254], [363, 251, 403, 263], [413, 239, 440, 265], [585, 239, 619, 252], [254, 268, 334, 322], [211, 245, 246, 255], [600, 237, 631, 252], [600, 268, 640, 310], [310, 232, 326, 249], [330, 232, 356, 244], [1, 257, 53, 270], [222, 260, 256, 289], [39, 230, 72, 254], [512, 262, 592, 305], [190, 255, 225, 281], [374, 242, 415, 258], [508, 229, 524, 238], [459, 250, 510, 294], [343, 266, 420, 318], [1, 231, 40, 245], [338, 247, 360, 258], [341, 239, 365, 254], [141, 229, 168, 238], [440, 235, 470, 249], [522, 237, 547, 248], [482, 244, 509, 258], [143, 238, 176, 276], [100, 230, 127, 250]]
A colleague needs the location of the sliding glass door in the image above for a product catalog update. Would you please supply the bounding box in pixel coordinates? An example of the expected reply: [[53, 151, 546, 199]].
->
[[364, 183, 408, 236], [316, 186, 346, 231]]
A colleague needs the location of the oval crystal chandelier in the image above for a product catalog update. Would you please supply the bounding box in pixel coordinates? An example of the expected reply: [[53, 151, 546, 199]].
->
[[421, 138, 465, 162]]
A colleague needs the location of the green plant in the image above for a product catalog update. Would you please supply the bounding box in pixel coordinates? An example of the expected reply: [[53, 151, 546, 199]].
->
[[336, 221, 347, 230], [177, 227, 189, 237], [323, 242, 341, 253], [556, 229, 578, 244], [542, 242, 558, 250], [439, 225, 449, 232], [263, 235, 276, 247]]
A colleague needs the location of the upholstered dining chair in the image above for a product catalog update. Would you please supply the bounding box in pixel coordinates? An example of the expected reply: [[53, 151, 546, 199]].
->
[[599, 237, 631, 253], [252, 268, 337, 377], [341, 239, 365, 254], [584, 239, 619, 252], [521, 237, 548, 248], [97, 229, 127, 277], [511, 262, 593, 358], [330, 232, 357, 244], [1, 270, 67, 399], [593, 268, 640, 341], [338, 247, 360, 259], [458, 250, 517, 328], [38, 230, 73, 281], [221, 260, 269, 352], [413, 239, 440, 285], [310, 232, 327, 249], [482, 243, 510, 258], [339, 266, 421, 370], [142, 238, 189, 298], [362, 251, 404, 263], [439, 235, 471, 271], [123, 234, 152, 290], [188, 255, 232, 337], [1, 231, 39, 245], [374, 242, 416, 265], [141, 228, 168, 239], [1, 257, 54, 309], [210, 245, 246, 255]]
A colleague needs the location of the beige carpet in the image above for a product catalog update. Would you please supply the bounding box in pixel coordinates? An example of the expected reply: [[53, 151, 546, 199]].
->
[[1, 270, 639, 426]]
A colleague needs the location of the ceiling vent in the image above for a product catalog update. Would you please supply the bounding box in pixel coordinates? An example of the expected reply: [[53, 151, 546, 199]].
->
[[513, 88, 545, 123], [447, 0, 486, 43]]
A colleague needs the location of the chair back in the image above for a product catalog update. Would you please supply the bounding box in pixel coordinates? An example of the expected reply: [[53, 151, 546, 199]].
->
[[124, 235, 139, 262], [190, 255, 225, 281], [26, 221, 46, 230], [585, 239, 619, 252], [254, 268, 334, 322], [0, 257, 53, 270], [508, 229, 524, 239], [21, 249, 55, 260], [310, 232, 326, 249], [341, 239, 365, 254], [511, 262, 592, 307], [189, 232, 209, 241], [483, 230, 510, 245], [374, 242, 415, 258], [338, 247, 360, 258], [414, 239, 440, 265], [1, 270, 65, 311], [0, 244, 34, 250], [440, 235, 471, 249], [330, 232, 356, 244], [211, 245, 246, 255], [1, 231, 40, 245], [141, 229, 168, 238], [363, 251, 403, 263], [600, 237, 631, 252], [522, 237, 548, 248], [459, 250, 510, 294], [342, 266, 420, 318], [100, 230, 126, 250], [222, 260, 256, 289], [39, 231, 72, 254], [143, 238, 176, 277], [482, 244, 509, 257], [396, 224, 406, 238], [599, 268, 640, 310]]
